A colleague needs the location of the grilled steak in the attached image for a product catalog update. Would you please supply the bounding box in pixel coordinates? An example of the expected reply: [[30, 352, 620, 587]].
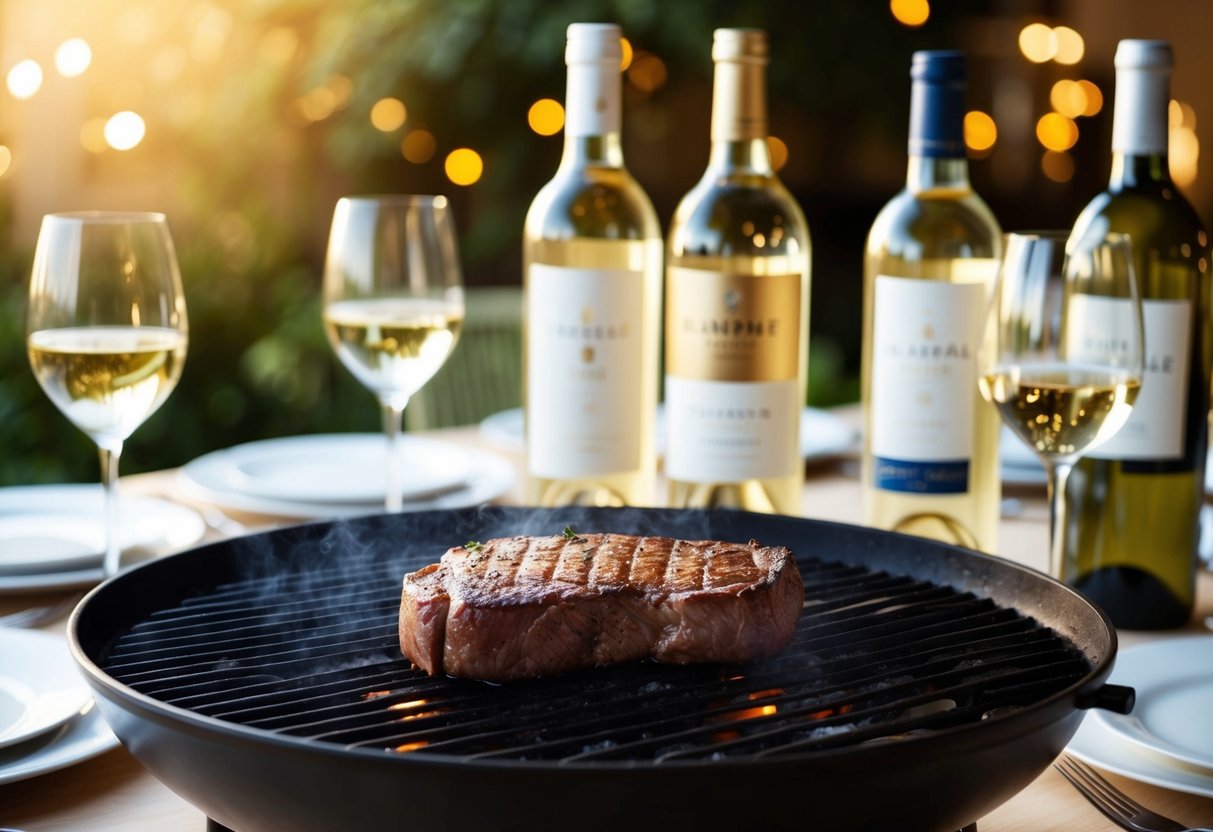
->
[[399, 533, 803, 681]]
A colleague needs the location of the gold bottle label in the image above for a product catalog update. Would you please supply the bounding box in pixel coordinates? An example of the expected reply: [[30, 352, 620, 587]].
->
[[665, 267, 800, 381]]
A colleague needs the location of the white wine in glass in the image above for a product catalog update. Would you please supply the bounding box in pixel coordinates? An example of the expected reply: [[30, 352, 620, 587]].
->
[[322, 195, 464, 512], [978, 232, 1143, 578], [26, 212, 188, 577]]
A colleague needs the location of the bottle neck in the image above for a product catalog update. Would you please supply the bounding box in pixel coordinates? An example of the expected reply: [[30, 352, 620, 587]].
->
[[1110, 152, 1170, 189], [708, 58, 771, 174], [560, 133, 625, 169], [906, 155, 971, 192], [905, 72, 967, 190], [561, 59, 623, 170], [1110, 65, 1172, 188]]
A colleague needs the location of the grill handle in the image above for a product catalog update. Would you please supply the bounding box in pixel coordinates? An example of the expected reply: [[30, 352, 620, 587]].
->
[[1075, 684, 1135, 714]]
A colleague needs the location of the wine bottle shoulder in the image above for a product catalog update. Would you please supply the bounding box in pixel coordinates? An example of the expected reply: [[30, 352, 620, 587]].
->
[[524, 166, 660, 242], [668, 173, 809, 259], [865, 187, 1002, 262], [1072, 187, 1208, 253]]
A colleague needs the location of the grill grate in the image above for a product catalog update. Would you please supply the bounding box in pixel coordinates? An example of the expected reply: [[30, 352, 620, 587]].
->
[[100, 550, 1091, 764]]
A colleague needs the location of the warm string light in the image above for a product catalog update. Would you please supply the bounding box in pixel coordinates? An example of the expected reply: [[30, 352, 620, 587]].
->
[[890, 0, 930, 28], [1170, 99, 1199, 187]]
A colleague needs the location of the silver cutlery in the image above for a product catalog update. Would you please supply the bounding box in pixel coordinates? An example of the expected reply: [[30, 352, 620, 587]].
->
[[1055, 754, 1213, 832]]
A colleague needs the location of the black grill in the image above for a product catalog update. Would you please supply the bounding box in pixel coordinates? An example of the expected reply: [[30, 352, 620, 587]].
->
[[99, 545, 1091, 765]]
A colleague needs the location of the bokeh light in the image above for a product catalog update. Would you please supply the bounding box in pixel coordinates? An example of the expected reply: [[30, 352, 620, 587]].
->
[[964, 111, 997, 152], [890, 0, 930, 28], [259, 27, 299, 66], [1077, 81, 1103, 116], [1036, 112, 1078, 151], [298, 86, 337, 122], [620, 37, 633, 71], [55, 39, 92, 77], [104, 111, 146, 150], [370, 97, 407, 132], [7, 60, 43, 100], [1019, 23, 1056, 63], [445, 148, 483, 186], [627, 54, 667, 93], [1041, 150, 1075, 182], [402, 129, 436, 164], [0, 146, 12, 177], [1170, 100, 1199, 187], [1052, 27, 1084, 65], [528, 98, 564, 136], [1051, 80, 1084, 119], [80, 117, 109, 153], [767, 136, 789, 172]]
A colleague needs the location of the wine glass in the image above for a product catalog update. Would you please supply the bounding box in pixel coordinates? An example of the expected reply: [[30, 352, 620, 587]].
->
[[322, 195, 465, 512], [26, 212, 188, 577], [979, 231, 1143, 578]]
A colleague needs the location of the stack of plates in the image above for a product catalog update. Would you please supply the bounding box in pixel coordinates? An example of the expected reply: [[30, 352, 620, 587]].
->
[[178, 433, 516, 520], [0, 629, 118, 785], [1067, 635, 1213, 797], [0, 485, 207, 594]]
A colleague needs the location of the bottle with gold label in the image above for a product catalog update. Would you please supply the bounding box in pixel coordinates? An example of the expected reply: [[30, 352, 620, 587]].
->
[[664, 28, 811, 514], [523, 23, 663, 507], [860, 50, 1002, 551]]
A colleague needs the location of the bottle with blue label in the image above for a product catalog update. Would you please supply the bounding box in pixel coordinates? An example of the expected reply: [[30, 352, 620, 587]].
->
[[860, 50, 1003, 551]]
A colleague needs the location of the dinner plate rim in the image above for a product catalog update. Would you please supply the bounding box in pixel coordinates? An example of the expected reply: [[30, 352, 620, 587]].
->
[[179, 434, 516, 519], [188, 432, 472, 505], [0, 700, 118, 786], [0, 629, 94, 750], [1090, 635, 1213, 773], [0, 485, 206, 584]]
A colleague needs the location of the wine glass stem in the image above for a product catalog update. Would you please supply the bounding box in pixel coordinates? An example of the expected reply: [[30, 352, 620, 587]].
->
[[381, 397, 407, 513], [98, 441, 123, 577], [1045, 459, 1075, 581]]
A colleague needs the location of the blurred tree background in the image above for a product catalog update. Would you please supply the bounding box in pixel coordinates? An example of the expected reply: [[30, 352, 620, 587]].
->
[[0, 0, 1208, 484]]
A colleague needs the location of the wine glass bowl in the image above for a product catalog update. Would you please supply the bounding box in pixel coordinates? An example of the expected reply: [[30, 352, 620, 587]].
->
[[322, 195, 465, 512], [979, 231, 1143, 577], [26, 211, 188, 577]]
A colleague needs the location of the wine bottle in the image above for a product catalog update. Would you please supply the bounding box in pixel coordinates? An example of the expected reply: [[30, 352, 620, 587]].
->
[[860, 50, 1003, 551], [522, 23, 663, 507], [1062, 39, 1211, 628], [664, 28, 811, 514]]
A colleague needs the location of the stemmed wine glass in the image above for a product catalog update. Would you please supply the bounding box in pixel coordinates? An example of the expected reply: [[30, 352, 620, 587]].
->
[[26, 212, 188, 577], [979, 231, 1143, 578], [322, 195, 465, 512]]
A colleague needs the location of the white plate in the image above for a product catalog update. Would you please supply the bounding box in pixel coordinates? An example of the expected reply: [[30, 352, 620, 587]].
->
[[480, 407, 859, 462], [0, 485, 207, 578], [182, 433, 471, 505], [0, 629, 93, 750], [179, 436, 515, 520], [1092, 636, 1213, 773], [1068, 700, 1213, 799], [0, 700, 118, 786]]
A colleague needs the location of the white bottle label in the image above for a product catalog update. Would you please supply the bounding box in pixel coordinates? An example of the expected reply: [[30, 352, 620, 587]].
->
[[1067, 295, 1190, 459], [664, 376, 799, 482], [870, 276, 984, 494], [526, 264, 644, 478]]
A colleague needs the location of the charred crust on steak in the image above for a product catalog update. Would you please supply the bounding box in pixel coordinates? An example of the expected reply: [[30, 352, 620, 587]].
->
[[398, 533, 804, 682]]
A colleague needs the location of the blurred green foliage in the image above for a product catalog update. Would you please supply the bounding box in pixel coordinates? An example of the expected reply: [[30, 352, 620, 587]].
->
[[1, 0, 967, 484]]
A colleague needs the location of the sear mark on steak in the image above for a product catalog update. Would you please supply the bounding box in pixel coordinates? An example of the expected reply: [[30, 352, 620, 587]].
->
[[399, 533, 804, 682]]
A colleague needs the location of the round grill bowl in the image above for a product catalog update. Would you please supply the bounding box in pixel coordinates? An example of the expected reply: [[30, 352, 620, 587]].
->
[[70, 507, 1128, 832]]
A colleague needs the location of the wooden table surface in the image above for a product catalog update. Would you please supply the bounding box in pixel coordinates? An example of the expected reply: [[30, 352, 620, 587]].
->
[[2, 419, 1212, 832]]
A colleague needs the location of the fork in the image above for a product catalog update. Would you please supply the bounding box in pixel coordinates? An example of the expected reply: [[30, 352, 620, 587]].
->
[[1055, 754, 1213, 832]]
